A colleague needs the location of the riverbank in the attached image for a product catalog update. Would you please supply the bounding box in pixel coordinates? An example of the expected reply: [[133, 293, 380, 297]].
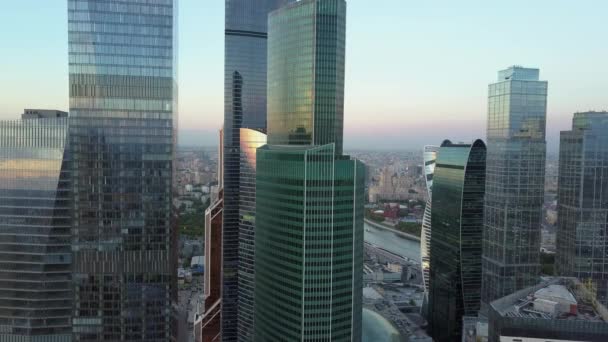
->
[[364, 219, 421, 242]]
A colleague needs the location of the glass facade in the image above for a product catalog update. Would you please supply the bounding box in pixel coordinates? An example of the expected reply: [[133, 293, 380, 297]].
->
[[254, 144, 364, 342], [200, 190, 224, 342], [236, 128, 266, 340], [556, 111, 608, 306], [68, 0, 177, 340], [267, 0, 346, 155], [428, 140, 486, 342], [482, 66, 547, 311], [487, 278, 608, 342], [420, 145, 438, 299], [254, 1, 362, 340], [222, 2, 293, 340], [0, 116, 71, 342]]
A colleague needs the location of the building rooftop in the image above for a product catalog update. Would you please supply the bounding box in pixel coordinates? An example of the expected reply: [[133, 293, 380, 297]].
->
[[22, 109, 68, 119], [497, 66, 540, 82], [491, 277, 608, 323], [363, 286, 383, 300], [190, 255, 204, 267]]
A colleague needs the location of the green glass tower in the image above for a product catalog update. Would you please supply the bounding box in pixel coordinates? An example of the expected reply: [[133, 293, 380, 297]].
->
[[255, 144, 364, 341], [266, 0, 346, 155], [428, 140, 486, 342], [254, 1, 364, 341]]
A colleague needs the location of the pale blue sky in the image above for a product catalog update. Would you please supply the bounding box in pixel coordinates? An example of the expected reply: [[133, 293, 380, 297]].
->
[[0, 0, 607, 150]]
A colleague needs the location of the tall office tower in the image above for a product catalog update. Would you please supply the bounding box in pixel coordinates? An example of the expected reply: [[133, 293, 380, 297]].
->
[[481, 66, 547, 311], [265, 0, 345, 154], [199, 190, 224, 342], [199, 130, 225, 342], [236, 128, 267, 339], [428, 140, 487, 342], [556, 111, 608, 306], [254, 1, 364, 341], [223, 1, 294, 340], [0, 112, 71, 341], [68, 1, 177, 340], [420, 145, 438, 303]]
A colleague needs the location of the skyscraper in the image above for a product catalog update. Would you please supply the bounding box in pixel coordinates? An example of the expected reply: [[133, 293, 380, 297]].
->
[[68, 1, 177, 340], [199, 189, 224, 342], [254, 1, 364, 341], [481, 66, 547, 311], [420, 145, 438, 303], [0, 112, 71, 341], [236, 128, 267, 340], [222, 2, 294, 340], [428, 139, 486, 342], [265, 0, 345, 154], [556, 111, 608, 306], [199, 130, 225, 342]]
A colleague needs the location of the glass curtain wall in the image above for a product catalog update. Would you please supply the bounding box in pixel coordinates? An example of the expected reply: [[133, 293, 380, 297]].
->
[[68, 0, 177, 340]]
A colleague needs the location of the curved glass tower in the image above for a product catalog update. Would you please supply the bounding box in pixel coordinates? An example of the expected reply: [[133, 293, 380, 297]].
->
[[0, 114, 71, 341], [420, 145, 438, 298], [68, 1, 177, 340], [428, 140, 486, 342], [223, 2, 294, 340]]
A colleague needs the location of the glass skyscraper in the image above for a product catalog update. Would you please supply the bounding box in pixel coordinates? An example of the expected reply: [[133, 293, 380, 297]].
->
[[556, 111, 608, 306], [236, 128, 266, 340], [199, 189, 224, 342], [200, 130, 225, 342], [254, 1, 364, 341], [266, 0, 345, 155], [222, 2, 293, 340], [0, 112, 71, 342], [255, 144, 364, 342], [428, 140, 486, 342], [68, 1, 177, 340], [420, 145, 438, 301], [481, 66, 547, 311]]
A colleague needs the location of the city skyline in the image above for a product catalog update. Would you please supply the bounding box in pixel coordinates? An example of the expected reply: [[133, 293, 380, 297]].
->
[[1, 1, 608, 341], [2, 1, 608, 151]]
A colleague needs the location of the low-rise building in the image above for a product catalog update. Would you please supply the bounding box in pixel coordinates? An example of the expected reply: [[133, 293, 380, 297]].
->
[[488, 277, 608, 342]]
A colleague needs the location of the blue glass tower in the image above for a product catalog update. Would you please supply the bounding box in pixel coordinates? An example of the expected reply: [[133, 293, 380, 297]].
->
[[481, 66, 547, 311], [68, 1, 177, 340], [0, 112, 71, 341], [556, 111, 608, 306], [223, 1, 294, 340]]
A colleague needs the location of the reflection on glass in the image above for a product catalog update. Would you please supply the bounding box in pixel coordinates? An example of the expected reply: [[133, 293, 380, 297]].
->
[[428, 139, 486, 342], [0, 117, 71, 340], [68, 0, 177, 339]]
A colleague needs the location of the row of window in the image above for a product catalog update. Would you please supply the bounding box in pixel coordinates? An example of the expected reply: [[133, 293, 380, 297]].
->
[[69, 0, 173, 16], [68, 10, 172, 27], [70, 42, 172, 57], [69, 21, 172, 37], [69, 32, 172, 48]]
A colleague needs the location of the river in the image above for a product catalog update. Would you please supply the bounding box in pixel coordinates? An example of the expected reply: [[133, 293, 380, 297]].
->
[[364, 221, 420, 262], [362, 221, 421, 341]]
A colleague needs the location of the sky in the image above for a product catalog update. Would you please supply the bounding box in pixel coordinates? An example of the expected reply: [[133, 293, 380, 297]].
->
[[0, 0, 607, 152]]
